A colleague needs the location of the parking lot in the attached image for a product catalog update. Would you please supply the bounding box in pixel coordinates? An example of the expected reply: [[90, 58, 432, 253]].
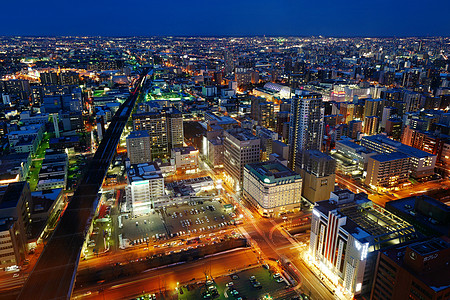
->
[[162, 200, 234, 238], [119, 200, 236, 248], [121, 211, 167, 242], [175, 265, 297, 300]]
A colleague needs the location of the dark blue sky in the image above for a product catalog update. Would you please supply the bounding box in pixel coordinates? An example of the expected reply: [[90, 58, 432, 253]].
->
[[2, 0, 449, 36]]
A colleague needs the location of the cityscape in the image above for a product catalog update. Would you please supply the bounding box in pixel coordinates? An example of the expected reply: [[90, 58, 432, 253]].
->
[[0, 23, 449, 300]]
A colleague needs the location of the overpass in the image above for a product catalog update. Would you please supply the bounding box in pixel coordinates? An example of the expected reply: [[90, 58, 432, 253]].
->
[[17, 68, 151, 300]]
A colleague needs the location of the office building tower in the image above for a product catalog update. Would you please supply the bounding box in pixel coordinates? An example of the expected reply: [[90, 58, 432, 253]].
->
[[243, 162, 302, 217], [310, 189, 417, 298], [300, 150, 336, 203], [223, 128, 260, 190], [126, 131, 152, 164], [126, 162, 164, 216], [288, 92, 324, 170], [371, 237, 450, 300]]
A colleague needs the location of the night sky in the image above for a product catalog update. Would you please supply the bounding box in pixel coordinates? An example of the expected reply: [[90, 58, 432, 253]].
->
[[2, 0, 449, 36]]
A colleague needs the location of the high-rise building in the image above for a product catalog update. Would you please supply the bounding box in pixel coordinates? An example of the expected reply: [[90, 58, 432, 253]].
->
[[166, 108, 184, 149], [40, 72, 59, 85], [126, 131, 152, 164], [310, 189, 417, 298], [348, 120, 363, 139], [126, 162, 164, 216], [132, 108, 183, 157], [363, 98, 382, 119], [300, 150, 336, 203], [243, 162, 302, 217], [363, 116, 378, 136], [251, 97, 274, 129], [288, 92, 324, 170], [223, 128, 260, 190]]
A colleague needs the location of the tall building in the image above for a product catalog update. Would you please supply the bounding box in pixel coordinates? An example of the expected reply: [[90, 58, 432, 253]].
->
[[348, 120, 363, 139], [300, 150, 336, 203], [250, 97, 274, 129], [132, 108, 183, 157], [126, 131, 152, 164], [363, 98, 382, 119], [166, 108, 184, 149], [288, 92, 324, 170], [363, 116, 378, 136], [371, 237, 450, 300], [310, 190, 417, 298], [243, 162, 302, 217], [125, 162, 164, 216], [223, 128, 260, 190]]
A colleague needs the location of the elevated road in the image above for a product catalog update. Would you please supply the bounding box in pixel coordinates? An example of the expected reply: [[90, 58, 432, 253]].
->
[[17, 68, 151, 300]]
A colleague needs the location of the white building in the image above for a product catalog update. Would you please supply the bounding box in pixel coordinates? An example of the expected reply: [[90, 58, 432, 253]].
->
[[171, 146, 199, 173], [126, 162, 164, 216], [310, 190, 417, 298], [243, 162, 302, 217]]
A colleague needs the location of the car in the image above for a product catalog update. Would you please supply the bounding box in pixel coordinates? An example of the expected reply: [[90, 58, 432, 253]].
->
[[249, 275, 256, 282], [150, 294, 157, 300], [252, 281, 262, 289], [226, 282, 234, 287], [231, 274, 239, 280]]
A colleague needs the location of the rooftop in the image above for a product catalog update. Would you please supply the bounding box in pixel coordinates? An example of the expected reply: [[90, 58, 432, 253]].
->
[[371, 151, 409, 162], [127, 130, 150, 139], [245, 161, 301, 184], [127, 162, 163, 183]]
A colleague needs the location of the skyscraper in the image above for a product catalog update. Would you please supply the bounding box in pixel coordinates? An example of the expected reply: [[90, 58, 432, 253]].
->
[[288, 92, 324, 170]]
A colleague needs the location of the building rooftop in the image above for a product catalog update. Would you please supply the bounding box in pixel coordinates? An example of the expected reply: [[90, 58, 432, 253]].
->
[[226, 128, 259, 141], [245, 161, 301, 184], [363, 134, 434, 159], [127, 162, 162, 183], [127, 130, 150, 139], [0, 181, 27, 210], [370, 151, 409, 162], [171, 146, 198, 155], [383, 237, 450, 293]]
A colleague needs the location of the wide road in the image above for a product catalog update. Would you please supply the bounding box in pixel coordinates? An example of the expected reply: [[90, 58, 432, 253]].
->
[[17, 68, 151, 300], [72, 248, 259, 300], [336, 173, 450, 207]]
